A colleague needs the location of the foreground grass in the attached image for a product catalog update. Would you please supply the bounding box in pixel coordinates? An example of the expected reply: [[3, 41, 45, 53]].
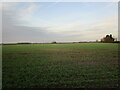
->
[[2, 43, 119, 88]]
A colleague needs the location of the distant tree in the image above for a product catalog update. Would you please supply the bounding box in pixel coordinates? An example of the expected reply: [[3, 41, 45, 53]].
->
[[101, 34, 115, 43], [110, 34, 112, 39], [96, 40, 99, 42], [51, 41, 57, 44]]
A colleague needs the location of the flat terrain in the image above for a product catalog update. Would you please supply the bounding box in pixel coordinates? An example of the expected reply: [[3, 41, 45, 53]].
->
[[2, 43, 119, 88]]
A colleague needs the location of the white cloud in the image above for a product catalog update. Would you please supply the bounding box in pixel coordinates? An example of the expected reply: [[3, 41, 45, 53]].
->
[[43, 16, 118, 41], [0, 3, 2, 43], [2, 2, 118, 43], [19, 3, 41, 17], [1, 0, 119, 2], [2, 2, 60, 43], [104, 2, 118, 9], [0, 3, 2, 10]]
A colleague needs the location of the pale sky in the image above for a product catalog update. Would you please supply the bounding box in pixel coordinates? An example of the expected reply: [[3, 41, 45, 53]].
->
[[2, 2, 118, 43]]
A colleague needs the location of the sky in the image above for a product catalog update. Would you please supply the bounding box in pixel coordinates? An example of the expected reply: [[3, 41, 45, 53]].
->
[[1, 2, 118, 43]]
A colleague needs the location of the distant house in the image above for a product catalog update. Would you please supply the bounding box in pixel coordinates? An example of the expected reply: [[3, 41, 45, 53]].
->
[[101, 34, 114, 43]]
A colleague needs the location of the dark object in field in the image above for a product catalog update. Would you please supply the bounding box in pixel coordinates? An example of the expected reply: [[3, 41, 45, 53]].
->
[[101, 34, 115, 43], [51, 41, 57, 44], [17, 42, 31, 44]]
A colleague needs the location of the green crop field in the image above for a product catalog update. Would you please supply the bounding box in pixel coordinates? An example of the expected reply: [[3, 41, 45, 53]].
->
[[2, 43, 119, 88]]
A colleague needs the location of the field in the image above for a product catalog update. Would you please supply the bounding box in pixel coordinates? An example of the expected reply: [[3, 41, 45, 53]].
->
[[2, 43, 119, 88]]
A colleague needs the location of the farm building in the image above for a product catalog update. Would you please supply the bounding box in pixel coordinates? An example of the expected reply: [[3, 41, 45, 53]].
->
[[101, 34, 115, 43]]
